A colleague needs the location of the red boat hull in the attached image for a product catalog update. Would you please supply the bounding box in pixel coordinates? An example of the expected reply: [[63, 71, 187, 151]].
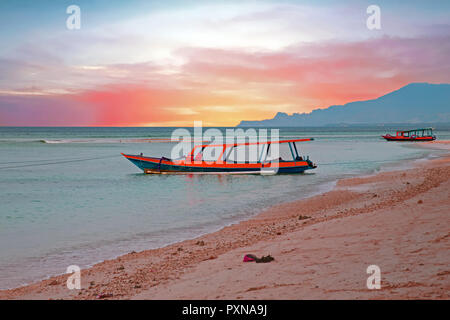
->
[[382, 135, 436, 141]]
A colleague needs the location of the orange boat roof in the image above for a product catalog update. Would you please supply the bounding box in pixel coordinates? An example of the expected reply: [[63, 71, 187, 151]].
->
[[189, 138, 314, 154]]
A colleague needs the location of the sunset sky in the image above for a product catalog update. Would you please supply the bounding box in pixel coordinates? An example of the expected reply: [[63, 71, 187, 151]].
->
[[0, 0, 449, 126]]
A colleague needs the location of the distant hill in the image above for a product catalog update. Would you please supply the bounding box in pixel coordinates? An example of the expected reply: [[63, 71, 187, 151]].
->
[[237, 83, 450, 127]]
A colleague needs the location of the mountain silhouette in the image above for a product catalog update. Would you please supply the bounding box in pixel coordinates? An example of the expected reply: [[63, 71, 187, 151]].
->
[[238, 83, 450, 127]]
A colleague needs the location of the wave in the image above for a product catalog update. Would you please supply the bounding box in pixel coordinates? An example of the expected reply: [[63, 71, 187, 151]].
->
[[1, 134, 355, 145], [39, 138, 212, 144], [0, 138, 186, 144]]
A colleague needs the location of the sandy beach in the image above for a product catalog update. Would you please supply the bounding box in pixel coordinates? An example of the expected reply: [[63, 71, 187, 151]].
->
[[1, 141, 449, 300]]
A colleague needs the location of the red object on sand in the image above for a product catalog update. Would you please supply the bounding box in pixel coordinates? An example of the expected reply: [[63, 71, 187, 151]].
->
[[243, 254, 256, 262]]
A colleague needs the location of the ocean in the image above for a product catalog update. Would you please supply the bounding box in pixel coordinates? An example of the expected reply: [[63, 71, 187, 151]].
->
[[0, 126, 449, 289]]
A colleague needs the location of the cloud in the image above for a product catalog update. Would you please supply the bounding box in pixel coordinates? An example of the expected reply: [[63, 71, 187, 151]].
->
[[1, 1, 450, 126], [1, 33, 449, 126], [179, 34, 450, 107]]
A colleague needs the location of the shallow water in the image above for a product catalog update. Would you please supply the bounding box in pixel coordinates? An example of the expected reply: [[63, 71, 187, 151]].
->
[[0, 126, 448, 289]]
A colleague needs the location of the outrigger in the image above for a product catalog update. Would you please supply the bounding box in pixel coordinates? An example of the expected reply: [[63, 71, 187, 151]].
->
[[382, 128, 436, 141], [122, 138, 317, 174]]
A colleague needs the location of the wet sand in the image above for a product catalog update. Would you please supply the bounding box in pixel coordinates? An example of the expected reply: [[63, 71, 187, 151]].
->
[[1, 141, 449, 299]]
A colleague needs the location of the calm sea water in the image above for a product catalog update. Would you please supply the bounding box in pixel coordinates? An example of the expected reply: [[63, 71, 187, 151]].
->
[[0, 126, 449, 289]]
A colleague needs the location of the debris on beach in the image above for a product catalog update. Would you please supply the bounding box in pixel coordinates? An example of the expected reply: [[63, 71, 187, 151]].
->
[[243, 254, 275, 263], [256, 255, 274, 263]]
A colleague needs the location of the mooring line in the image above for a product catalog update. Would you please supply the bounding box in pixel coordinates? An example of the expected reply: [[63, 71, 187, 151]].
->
[[0, 155, 121, 170]]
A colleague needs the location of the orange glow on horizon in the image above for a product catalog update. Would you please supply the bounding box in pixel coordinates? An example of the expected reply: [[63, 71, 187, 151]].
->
[[2, 35, 449, 127]]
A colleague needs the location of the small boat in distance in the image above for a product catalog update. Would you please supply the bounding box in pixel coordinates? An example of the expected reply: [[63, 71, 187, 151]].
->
[[382, 128, 436, 142], [122, 138, 317, 174]]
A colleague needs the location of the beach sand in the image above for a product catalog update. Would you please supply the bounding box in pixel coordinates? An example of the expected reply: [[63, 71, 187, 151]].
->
[[1, 141, 449, 300]]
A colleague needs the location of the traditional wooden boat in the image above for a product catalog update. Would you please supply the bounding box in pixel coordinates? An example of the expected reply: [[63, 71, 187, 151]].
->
[[122, 138, 317, 174], [382, 128, 436, 141]]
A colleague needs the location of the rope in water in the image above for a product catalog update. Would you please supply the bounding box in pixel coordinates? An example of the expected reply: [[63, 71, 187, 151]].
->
[[0, 155, 118, 165], [0, 154, 121, 170]]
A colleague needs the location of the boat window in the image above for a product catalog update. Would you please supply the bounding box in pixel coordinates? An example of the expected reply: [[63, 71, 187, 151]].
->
[[292, 142, 300, 159], [226, 144, 260, 163], [188, 147, 201, 161], [265, 143, 293, 161], [202, 146, 223, 162]]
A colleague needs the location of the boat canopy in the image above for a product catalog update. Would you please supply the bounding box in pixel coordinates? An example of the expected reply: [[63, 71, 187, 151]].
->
[[399, 127, 433, 133], [187, 138, 314, 163], [189, 138, 314, 155], [396, 128, 434, 136]]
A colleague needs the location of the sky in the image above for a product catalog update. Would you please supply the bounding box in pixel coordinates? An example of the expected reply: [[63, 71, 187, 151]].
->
[[0, 0, 449, 126]]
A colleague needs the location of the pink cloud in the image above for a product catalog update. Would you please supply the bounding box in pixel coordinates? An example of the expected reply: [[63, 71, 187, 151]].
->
[[179, 34, 450, 108], [1, 34, 449, 126]]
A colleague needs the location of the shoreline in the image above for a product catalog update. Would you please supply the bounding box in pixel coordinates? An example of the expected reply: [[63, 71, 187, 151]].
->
[[1, 141, 449, 299]]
